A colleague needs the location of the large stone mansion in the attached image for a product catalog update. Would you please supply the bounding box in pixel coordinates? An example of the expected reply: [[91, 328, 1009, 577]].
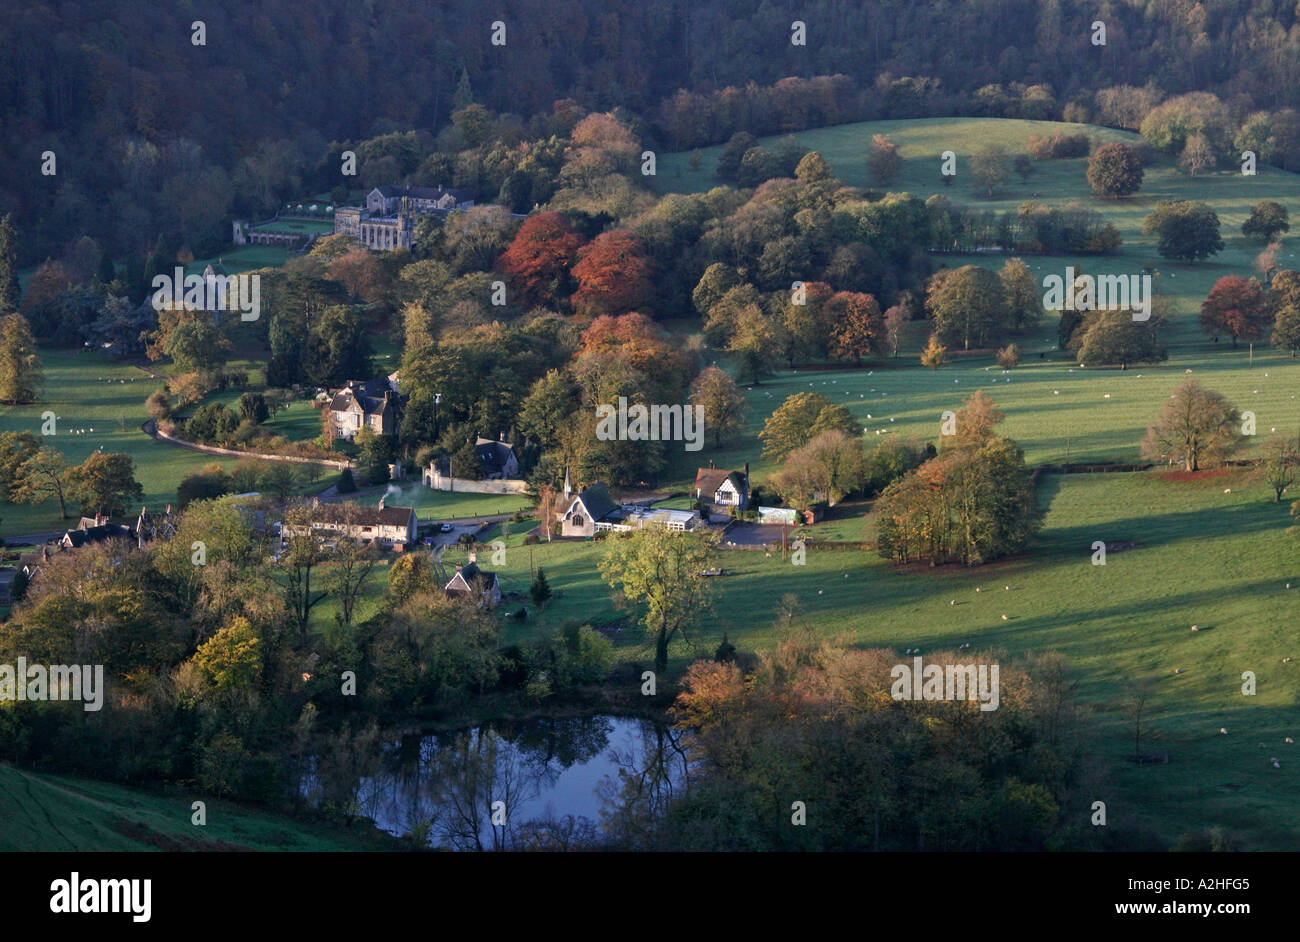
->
[[333, 185, 475, 251]]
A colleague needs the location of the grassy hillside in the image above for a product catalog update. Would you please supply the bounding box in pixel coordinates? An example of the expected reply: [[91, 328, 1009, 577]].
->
[[655, 116, 1300, 346], [0, 763, 390, 851]]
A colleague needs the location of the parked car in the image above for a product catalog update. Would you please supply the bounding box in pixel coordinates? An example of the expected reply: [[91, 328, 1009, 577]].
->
[[439, 523, 453, 533]]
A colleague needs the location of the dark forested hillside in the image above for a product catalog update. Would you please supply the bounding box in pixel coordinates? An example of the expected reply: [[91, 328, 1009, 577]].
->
[[6, 0, 1300, 260]]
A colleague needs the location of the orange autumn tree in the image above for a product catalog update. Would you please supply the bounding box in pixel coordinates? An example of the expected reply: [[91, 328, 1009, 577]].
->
[[571, 229, 653, 317], [578, 312, 693, 401], [498, 211, 586, 308], [826, 290, 884, 365]]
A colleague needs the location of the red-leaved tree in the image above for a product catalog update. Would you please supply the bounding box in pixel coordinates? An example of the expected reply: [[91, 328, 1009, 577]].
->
[[1199, 275, 1270, 347], [571, 229, 653, 318], [498, 211, 586, 308]]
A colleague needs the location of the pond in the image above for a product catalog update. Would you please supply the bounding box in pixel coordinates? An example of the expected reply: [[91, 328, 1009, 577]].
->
[[304, 715, 689, 850]]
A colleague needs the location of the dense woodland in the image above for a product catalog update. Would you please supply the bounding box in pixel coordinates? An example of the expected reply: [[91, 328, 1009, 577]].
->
[[12, 0, 1300, 260]]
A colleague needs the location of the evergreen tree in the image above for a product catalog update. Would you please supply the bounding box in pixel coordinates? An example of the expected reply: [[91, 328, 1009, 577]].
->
[[0, 313, 42, 403], [530, 567, 552, 606], [0, 214, 20, 314]]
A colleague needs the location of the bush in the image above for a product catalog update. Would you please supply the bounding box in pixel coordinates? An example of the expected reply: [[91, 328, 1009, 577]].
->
[[996, 344, 1021, 369], [145, 388, 171, 422], [230, 418, 261, 445], [177, 467, 234, 509], [185, 402, 240, 445], [522, 533, 540, 545], [1027, 131, 1090, 159], [336, 468, 357, 494]]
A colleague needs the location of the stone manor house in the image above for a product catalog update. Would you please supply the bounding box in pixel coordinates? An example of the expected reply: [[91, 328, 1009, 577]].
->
[[333, 185, 475, 250]]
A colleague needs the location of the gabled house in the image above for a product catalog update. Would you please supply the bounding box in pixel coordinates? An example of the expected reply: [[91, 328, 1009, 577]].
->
[[558, 483, 618, 538], [557, 481, 699, 536], [694, 463, 750, 512], [59, 521, 133, 549], [329, 378, 402, 440], [475, 436, 520, 479], [444, 561, 502, 607]]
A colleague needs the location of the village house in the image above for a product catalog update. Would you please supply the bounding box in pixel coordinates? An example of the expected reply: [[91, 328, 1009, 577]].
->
[[557, 481, 699, 537], [694, 462, 750, 514], [282, 498, 417, 549], [328, 377, 402, 440], [444, 561, 502, 608], [475, 436, 520, 479], [56, 513, 133, 550]]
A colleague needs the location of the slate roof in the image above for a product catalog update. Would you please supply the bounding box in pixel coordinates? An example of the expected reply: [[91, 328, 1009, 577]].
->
[[474, 437, 516, 476], [572, 483, 617, 521], [447, 562, 499, 594], [60, 523, 132, 547], [306, 503, 414, 527], [374, 185, 473, 204], [330, 379, 398, 416]]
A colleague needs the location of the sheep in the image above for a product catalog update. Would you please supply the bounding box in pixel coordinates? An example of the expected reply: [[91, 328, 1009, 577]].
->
[[1191, 625, 1200, 632], [1004, 585, 1010, 591], [1220, 728, 1228, 735], [1001, 614, 1008, 620], [1286, 738, 1294, 744], [1174, 668, 1184, 674]]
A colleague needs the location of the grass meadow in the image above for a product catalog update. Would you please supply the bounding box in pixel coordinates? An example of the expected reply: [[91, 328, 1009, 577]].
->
[[0, 763, 385, 852]]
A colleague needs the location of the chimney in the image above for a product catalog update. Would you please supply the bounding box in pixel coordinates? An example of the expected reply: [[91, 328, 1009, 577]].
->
[[709, 459, 714, 469], [313, 497, 320, 509], [744, 461, 749, 481], [454, 563, 462, 572], [500, 430, 506, 442], [468, 551, 477, 563], [378, 496, 386, 510]]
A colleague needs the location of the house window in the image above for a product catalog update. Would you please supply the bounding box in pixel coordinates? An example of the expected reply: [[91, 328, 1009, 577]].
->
[[572, 515, 584, 527]]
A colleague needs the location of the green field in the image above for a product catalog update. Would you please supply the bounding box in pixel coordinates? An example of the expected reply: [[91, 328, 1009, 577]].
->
[[0, 352, 350, 538], [648, 116, 1300, 491], [0, 353, 249, 537], [657, 116, 1300, 342], [460, 466, 1300, 849], [674, 348, 1300, 488], [0, 762, 389, 851]]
